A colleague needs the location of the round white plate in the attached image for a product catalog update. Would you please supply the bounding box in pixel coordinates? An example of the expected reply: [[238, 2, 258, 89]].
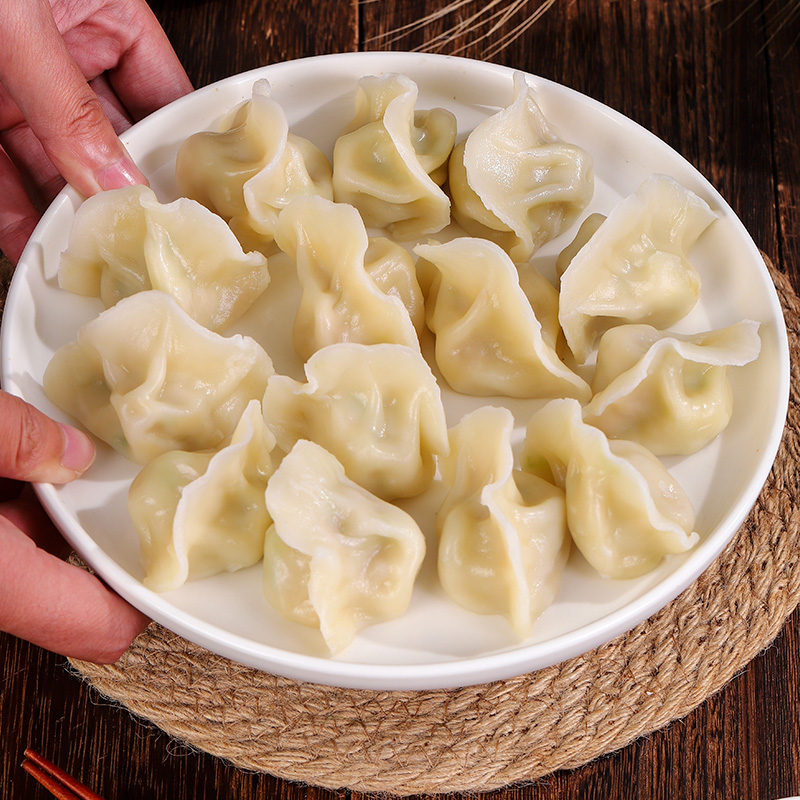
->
[[0, 52, 789, 690]]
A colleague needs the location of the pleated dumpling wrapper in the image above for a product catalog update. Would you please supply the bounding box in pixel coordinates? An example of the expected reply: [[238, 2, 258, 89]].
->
[[448, 71, 594, 263], [583, 320, 762, 455], [263, 342, 448, 500], [415, 237, 590, 401], [522, 398, 698, 579], [58, 185, 270, 332], [176, 78, 333, 253], [558, 174, 718, 364], [263, 439, 426, 654], [332, 72, 456, 239], [274, 196, 422, 362], [128, 400, 277, 592], [44, 291, 273, 464], [437, 406, 570, 638]]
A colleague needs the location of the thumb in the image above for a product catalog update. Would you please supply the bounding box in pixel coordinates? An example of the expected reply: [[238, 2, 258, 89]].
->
[[0, 0, 146, 195], [0, 391, 95, 483]]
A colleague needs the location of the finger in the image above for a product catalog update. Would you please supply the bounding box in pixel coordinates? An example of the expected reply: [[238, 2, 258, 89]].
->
[[0, 144, 41, 265], [1, 120, 65, 210], [0, 75, 133, 214], [49, 0, 192, 124], [0, 487, 71, 558], [0, 517, 149, 663], [89, 73, 134, 134], [0, 391, 95, 483], [0, 0, 146, 196], [104, 2, 193, 121], [48, 0, 194, 119]]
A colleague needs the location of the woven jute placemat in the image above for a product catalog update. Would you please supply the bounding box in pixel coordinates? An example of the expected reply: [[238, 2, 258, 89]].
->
[[3, 253, 799, 795]]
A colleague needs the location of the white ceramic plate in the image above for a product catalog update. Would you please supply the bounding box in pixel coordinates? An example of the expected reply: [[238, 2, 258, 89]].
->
[[0, 52, 789, 690]]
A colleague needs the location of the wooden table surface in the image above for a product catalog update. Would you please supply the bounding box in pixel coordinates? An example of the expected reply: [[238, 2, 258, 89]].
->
[[2, 0, 800, 798]]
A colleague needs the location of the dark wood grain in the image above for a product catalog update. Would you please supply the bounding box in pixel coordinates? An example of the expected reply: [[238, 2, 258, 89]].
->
[[765, 0, 800, 295], [3, 0, 800, 798]]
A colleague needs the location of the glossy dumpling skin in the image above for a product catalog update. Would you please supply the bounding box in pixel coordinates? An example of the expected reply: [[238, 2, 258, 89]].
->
[[128, 401, 276, 592], [274, 196, 422, 361], [175, 79, 333, 253], [448, 72, 594, 263], [558, 174, 718, 364], [364, 236, 426, 334], [521, 398, 698, 579], [263, 342, 448, 500], [263, 439, 426, 654], [437, 406, 570, 638], [583, 320, 762, 455], [58, 185, 270, 332], [414, 238, 590, 401], [332, 72, 457, 239], [58, 185, 150, 303], [43, 291, 273, 463]]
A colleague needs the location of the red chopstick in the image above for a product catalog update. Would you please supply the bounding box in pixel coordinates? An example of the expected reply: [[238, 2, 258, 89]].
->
[[21, 749, 106, 800]]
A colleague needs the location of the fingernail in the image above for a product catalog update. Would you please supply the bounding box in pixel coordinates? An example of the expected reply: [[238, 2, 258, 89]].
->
[[94, 154, 147, 191], [59, 423, 96, 474]]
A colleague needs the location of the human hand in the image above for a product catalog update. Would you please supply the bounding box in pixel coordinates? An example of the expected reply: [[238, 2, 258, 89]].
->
[[0, 390, 149, 663], [0, 0, 193, 264]]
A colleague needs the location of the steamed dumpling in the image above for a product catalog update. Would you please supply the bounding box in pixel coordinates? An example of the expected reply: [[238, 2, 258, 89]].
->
[[58, 185, 151, 303], [128, 400, 276, 592], [58, 185, 270, 332], [43, 291, 273, 463], [274, 196, 421, 361], [522, 398, 698, 579], [558, 174, 718, 364], [332, 72, 456, 239], [583, 320, 762, 455], [176, 79, 333, 253], [363, 236, 425, 334], [415, 237, 590, 401], [448, 72, 594, 262], [263, 342, 448, 500], [263, 439, 426, 654], [437, 406, 570, 638]]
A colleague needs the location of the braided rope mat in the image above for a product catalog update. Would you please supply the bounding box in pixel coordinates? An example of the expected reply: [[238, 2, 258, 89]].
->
[[3, 254, 799, 795]]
